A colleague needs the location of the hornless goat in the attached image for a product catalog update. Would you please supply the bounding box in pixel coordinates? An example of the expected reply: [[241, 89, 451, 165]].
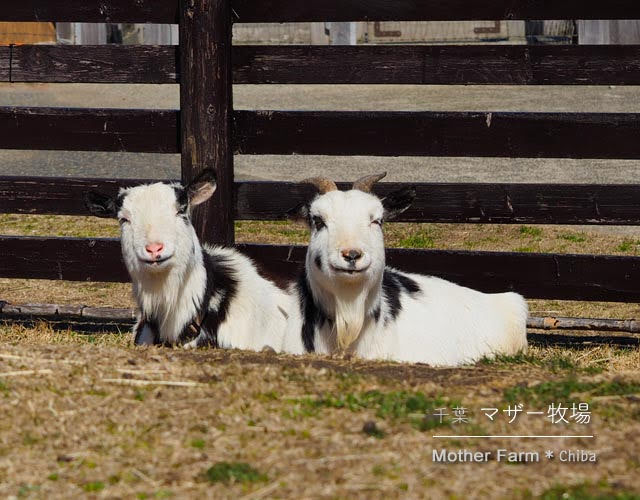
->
[[289, 173, 528, 366], [85, 169, 305, 353]]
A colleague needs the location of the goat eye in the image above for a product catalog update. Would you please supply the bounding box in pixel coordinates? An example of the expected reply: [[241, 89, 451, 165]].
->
[[118, 216, 129, 225], [312, 216, 326, 231], [372, 219, 383, 227]]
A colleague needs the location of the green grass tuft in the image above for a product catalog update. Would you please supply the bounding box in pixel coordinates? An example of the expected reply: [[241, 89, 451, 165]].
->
[[397, 233, 435, 248], [200, 462, 267, 484], [83, 481, 105, 493], [504, 378, 640, 405], [519, 226, 543, 237]]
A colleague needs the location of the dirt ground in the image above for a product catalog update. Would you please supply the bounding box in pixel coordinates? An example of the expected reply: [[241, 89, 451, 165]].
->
[[0, 324, 638, 500]]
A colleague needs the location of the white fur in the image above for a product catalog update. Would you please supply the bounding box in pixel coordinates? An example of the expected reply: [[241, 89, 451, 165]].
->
[[116, 182, 304, 353], [300, 189, 529, 366]]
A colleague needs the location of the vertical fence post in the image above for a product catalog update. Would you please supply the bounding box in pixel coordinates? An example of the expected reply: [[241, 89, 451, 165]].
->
[[180, 0, 234, 245]]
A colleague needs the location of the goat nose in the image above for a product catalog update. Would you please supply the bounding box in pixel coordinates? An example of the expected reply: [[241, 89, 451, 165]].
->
[[145, 242, 164, 258], [342, 249, 363, 262]]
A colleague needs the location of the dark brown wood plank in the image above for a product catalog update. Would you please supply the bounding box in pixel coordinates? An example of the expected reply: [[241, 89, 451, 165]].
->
[[1, 238, 640, 301], [5, 0, 640, 23], [232, 0, 640, 22], [6, 177, 640, 226], [0, 46, 9, 82], [1, 1, 178, 23], [0, 107, 178, 153], [9, 45, 640, 85], [235, 110, 640, 158], [234, 45, 640, 85], [180, 0, 235, 245], [0, 176, 154, 215], [5, 108, 640, 158], [11, 45, 178, 84], [235, 181, 640, 225]]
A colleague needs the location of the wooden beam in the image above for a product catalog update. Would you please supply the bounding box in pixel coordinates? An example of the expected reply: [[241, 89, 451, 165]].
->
[[235, 110, 640, 158], [7, 177, 640, 226], [2, 237, 640, 302], [180, 0, 235, 245], [0, 107, 178, 153], [10, 45, 178, 84], [233, 45, 640, 85], [1, 1, 179, 23], [6, 45, 640, 85], [4, 107, 640, 159], [231, 0, 640, 22]]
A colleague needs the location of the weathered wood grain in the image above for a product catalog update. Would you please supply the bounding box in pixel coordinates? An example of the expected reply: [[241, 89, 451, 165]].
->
[[0, 107, 178, 153], [180, 0, 235, 245], [1, 1, 179, 23], [2, 237, 640, 301], [232, 0, 640, 22], [4, 1, 640, 23], [7, 177, 640, 226], [235, 110, 640, 158], [11, 45, 178, 84], [7, 45, 640, 85], [234, 45, 640, 85]]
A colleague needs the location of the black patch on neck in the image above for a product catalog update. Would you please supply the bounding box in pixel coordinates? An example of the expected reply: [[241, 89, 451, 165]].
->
[[297, 269, 329, 353], [382, 269, 421, 324], [314, 254, 322, 270], [177, 249, 238, 347], [371, 304, 381, 323]]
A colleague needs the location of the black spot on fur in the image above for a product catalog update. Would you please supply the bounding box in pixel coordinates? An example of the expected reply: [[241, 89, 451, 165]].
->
[[173, 185, 189, 215], [314, 254, 322, 270], [177, 249, 238, 347], [382, 269, 421, 325], [133, 318, 160, 345], [371, 305, 381, 323], [298, 269, 330, 353]]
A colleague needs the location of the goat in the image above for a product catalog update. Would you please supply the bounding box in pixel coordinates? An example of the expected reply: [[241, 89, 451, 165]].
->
[[85, 169, 304, 353], [288, 173, 528, 366]]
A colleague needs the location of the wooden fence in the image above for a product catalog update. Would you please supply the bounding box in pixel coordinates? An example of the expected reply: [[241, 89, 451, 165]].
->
[[2, 1, 640, 324]]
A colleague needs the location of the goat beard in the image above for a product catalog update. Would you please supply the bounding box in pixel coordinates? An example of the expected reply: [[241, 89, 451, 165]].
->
[[333, 290, 367, 351]]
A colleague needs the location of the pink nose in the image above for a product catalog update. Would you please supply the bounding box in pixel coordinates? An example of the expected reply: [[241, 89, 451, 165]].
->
[[145, 242, 164, 259]]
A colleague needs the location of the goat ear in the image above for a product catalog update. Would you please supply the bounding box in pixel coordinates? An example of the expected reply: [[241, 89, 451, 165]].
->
[[286, 203, 310, 224], [186, 168, 217, 206], [382, 186, 416, 221], [84, 191, 118, 218]]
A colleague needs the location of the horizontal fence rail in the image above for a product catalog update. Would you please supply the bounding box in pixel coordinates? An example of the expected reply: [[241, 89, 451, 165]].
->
[[6, 176, 640, 225], [0, 107, 178, 153], [5, 45, 640, 86], [2, 236, 640, 302], [235, 110, 640, 158], [4, 1, 640, 22], [4, 107, 640, 159]]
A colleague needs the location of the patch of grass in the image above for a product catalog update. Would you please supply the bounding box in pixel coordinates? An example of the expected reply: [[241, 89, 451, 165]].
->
[[397, 233, 435, 249], [199, 462, 267, 485], [288, 390, 452, 430], [83, 481, 106, 493], [190, 438, 205, 449], [504, 378, 640, 405], [519, 226, 543, 237], [537, 480, 640, 500], [47, 473, 59, 481], [560, 232, 586, 243], [617, 239, 639, 253]]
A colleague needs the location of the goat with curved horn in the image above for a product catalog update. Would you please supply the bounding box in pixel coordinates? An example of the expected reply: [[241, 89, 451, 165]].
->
[[300, 177, 338, 194], [352, 172, 387, 193]]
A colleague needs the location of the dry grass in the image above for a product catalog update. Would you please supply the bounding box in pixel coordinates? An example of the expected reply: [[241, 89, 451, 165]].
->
[[0, 323, 637, 499]]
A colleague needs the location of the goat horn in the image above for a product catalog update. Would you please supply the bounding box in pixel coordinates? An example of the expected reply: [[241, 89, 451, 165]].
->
[[352, 172, 387, 193], [300, 177, 338, 194]]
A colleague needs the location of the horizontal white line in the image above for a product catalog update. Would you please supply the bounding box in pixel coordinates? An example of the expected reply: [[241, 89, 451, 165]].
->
[[433, 435, 594, 439]]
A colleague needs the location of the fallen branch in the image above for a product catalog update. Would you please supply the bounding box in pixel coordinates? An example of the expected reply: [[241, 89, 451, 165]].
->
[[0, 369, 53, 377], [102, 378, 204, 387]]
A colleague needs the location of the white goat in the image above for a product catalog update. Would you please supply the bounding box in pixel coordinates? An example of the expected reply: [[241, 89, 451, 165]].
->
[[289, 173, 528, 366], [85, 169, 304, 353]]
